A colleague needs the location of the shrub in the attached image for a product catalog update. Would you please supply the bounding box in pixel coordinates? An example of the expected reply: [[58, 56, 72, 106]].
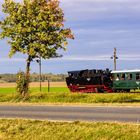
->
[[16, 71, 29, 97]]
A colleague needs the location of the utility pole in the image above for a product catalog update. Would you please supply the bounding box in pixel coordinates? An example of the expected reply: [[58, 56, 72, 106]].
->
[[36, 57, 42, 92], [111, 48, 118, 71], [39, 56, 42, 92]]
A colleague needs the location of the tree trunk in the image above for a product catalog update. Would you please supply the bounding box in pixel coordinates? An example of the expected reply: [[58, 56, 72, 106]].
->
[[23, 55, 31, 97]]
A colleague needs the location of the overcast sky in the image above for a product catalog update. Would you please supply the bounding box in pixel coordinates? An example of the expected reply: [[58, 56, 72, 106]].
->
[[0, 0, 140, 74]]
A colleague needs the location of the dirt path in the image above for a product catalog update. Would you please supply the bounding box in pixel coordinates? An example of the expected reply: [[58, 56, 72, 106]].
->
[[0, 82, 67, 88]]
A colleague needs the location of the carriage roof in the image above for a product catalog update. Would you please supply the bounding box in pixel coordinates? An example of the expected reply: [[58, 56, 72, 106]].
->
[[111, 69, 140, 74]]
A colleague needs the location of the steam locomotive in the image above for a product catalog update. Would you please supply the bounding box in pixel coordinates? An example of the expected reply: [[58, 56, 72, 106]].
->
[[66, 69, 140, 93]]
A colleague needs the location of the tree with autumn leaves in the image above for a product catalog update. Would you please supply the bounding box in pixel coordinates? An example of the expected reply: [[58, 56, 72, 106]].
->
[[0, 0, 74, 96]]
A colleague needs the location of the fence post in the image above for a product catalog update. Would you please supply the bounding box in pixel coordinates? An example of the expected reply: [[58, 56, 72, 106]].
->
[[48, 80, 50, 92]]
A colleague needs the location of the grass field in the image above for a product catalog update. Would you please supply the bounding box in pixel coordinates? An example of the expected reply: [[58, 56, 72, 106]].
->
[[0, 82, 140, 104], [0, 87, 69, 94], [0, 86, 140, 104], [0, 119, 139, 140]]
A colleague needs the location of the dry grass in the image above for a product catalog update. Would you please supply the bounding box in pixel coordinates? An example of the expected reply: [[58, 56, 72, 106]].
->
[[0, 119, 139, 140], [0, 82, 67, 88]]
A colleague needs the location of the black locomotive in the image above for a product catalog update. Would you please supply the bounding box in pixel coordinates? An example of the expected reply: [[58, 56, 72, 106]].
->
[[66, 69, 113, 93]]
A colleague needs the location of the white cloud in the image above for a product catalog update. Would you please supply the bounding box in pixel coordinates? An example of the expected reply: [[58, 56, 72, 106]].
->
[[1, 54, 140, 62], [60, 55, 110, 61], [0, 58, 25, 62], [1, 0, 140, 20], [74, 28, 133, 35], [60, 0, 140, 21], [55, 54, 140, 61], [119, 54, 140, 61]]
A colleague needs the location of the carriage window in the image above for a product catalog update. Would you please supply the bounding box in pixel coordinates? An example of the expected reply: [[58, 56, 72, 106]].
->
[[127, 74, 132, 80], [121, 74, 125, 80], [116, 74, 120, 81], [136, 73, 140, 80]]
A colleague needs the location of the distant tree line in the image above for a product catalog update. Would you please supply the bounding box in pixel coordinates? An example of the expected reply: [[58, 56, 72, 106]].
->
[[0, 73, 67, 83]]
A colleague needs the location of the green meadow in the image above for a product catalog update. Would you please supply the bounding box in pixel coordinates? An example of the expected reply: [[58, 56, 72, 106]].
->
[[0, 87, 140, 104], [0, 87, 69, 94]]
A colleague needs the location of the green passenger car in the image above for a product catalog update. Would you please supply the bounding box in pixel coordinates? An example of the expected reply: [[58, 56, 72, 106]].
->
[[111, 70, 140, 92]]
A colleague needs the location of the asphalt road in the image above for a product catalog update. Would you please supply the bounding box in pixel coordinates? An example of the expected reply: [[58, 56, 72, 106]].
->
[[0, 105, 140, 123]]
